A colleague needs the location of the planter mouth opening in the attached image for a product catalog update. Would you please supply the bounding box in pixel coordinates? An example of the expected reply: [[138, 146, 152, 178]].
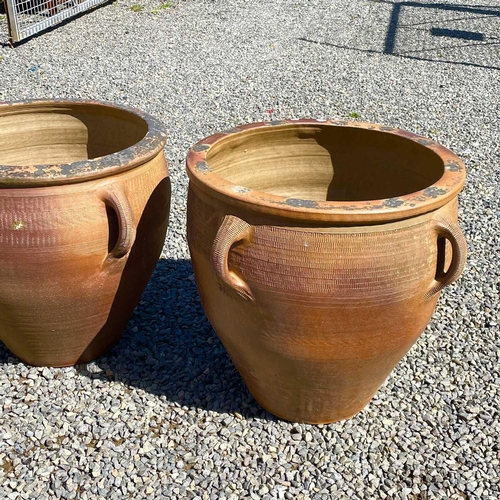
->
[[187, 120, 466, 223], [0, 99, 167, 187]]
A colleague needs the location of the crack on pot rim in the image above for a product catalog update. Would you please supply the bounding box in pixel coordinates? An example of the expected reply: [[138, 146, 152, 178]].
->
[[192, 144, 211, 153], [231, 185, 251, 194], [416, 138, 436, 147], [284, 198, 319, 208], [423, 186, 448, 198], [445, 160, 464, 172], [382, 197, 405, 208], [195, 161, 212, 173]]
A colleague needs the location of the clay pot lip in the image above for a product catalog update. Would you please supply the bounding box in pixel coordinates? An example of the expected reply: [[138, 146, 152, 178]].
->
[[0, 99, 167, 187], [186, 119, 466, 223]]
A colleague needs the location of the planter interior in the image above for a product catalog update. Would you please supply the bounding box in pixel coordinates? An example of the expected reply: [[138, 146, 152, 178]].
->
[[0, 103, 148, 166], [206, 124, 445, 201]]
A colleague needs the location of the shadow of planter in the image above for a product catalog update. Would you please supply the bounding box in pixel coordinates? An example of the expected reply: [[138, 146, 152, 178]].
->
[[85, 258, 275, 420], [0, 257, 274, 420]]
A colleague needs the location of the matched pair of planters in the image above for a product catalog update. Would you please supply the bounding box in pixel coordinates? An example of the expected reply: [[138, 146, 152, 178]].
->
[[0, 100, 467, 424]]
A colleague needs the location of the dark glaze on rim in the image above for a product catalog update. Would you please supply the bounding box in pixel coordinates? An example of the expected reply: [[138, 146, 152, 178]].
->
[[0, 99, 167, 187], [186, 119, 466, 224]]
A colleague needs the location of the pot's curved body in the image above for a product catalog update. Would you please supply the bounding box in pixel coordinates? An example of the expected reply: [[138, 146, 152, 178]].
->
[[0, 100, 170, 366], [186, 120, 466, 423]]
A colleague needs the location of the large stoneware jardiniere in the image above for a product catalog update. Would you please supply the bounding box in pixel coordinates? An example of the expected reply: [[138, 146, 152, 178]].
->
[[0, 100, 170, 366], [186, 119, 467, 424]]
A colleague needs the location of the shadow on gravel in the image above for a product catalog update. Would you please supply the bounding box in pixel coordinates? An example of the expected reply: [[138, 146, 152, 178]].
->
[[87, 258, 275, 421], [300, 1, 500, 71], [0, 258, 274, 420]]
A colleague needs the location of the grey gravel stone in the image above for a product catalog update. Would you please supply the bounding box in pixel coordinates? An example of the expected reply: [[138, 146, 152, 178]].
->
[[1, 0, 499, 499]]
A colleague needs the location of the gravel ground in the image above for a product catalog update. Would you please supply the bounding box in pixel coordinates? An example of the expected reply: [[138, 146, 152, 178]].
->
[[0, 0, 499, 498]]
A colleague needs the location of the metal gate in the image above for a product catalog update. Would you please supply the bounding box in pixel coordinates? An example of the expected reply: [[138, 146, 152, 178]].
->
[[3, 0, 107, 43]]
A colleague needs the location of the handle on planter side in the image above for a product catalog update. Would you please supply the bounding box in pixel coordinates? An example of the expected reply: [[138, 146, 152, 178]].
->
[[211, 214, 255, 301], [427, 217, 467, 298], [100, 184, 136, 259]]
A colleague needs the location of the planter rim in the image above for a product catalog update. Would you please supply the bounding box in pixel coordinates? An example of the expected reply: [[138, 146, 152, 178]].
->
[[186, 119, 466, 223], [0, 99, 167, 187]]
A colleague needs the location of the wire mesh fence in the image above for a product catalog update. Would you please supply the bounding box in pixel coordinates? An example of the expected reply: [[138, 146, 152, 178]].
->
[[3, 0, 107, 43]]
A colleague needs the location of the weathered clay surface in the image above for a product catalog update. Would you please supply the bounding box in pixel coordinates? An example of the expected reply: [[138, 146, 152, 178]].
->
[[186, 119, 466, 423], [0, 100, 170, 366]]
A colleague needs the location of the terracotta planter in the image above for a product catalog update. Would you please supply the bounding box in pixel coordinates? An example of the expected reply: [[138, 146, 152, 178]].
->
[[186, 119, 467, 424], [0, 100, 170, 367]]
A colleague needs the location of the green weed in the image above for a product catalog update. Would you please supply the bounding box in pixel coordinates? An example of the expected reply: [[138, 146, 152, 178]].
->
[[151, 2, 173, 14]]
